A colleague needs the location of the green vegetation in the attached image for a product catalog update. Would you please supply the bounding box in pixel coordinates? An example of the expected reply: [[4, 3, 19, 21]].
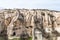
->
[[0, 37, 5, 40], [29, 37, 32, 40], [9, 38, 20, 40], [0, 37, 32, 40], [9, 37, 32, 40]]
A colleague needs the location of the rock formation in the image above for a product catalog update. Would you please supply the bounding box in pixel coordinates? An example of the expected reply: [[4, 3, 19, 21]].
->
[[0, 9, 60, 40]]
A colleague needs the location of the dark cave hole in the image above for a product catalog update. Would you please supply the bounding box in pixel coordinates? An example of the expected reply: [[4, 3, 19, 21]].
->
[[12, 32, 16, 36], [29, 26, 32, 28], [26, 27, 29, 29]]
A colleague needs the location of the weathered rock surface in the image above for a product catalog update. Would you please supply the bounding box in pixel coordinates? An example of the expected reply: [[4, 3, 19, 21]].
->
[[0, 9, 60, 40]]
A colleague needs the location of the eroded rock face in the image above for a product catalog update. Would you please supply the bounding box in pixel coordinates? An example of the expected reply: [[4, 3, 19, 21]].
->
[[0, 9, 60, 39]]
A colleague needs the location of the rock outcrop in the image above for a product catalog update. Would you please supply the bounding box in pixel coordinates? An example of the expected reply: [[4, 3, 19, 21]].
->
[[0, 9, 60, 40]]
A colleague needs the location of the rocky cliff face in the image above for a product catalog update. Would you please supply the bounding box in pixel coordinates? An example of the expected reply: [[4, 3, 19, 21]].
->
[[0, 9, 60, 39]]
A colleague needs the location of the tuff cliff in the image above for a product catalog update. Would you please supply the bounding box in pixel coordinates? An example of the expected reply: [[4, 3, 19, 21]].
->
[[0, 9, 60, 39]]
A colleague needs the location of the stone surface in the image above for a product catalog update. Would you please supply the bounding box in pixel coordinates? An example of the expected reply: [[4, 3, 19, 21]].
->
[[0, 9, 60, 40]]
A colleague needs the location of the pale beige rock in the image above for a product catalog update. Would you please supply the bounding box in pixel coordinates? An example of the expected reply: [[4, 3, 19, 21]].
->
[[0, 9, 60, 40]]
